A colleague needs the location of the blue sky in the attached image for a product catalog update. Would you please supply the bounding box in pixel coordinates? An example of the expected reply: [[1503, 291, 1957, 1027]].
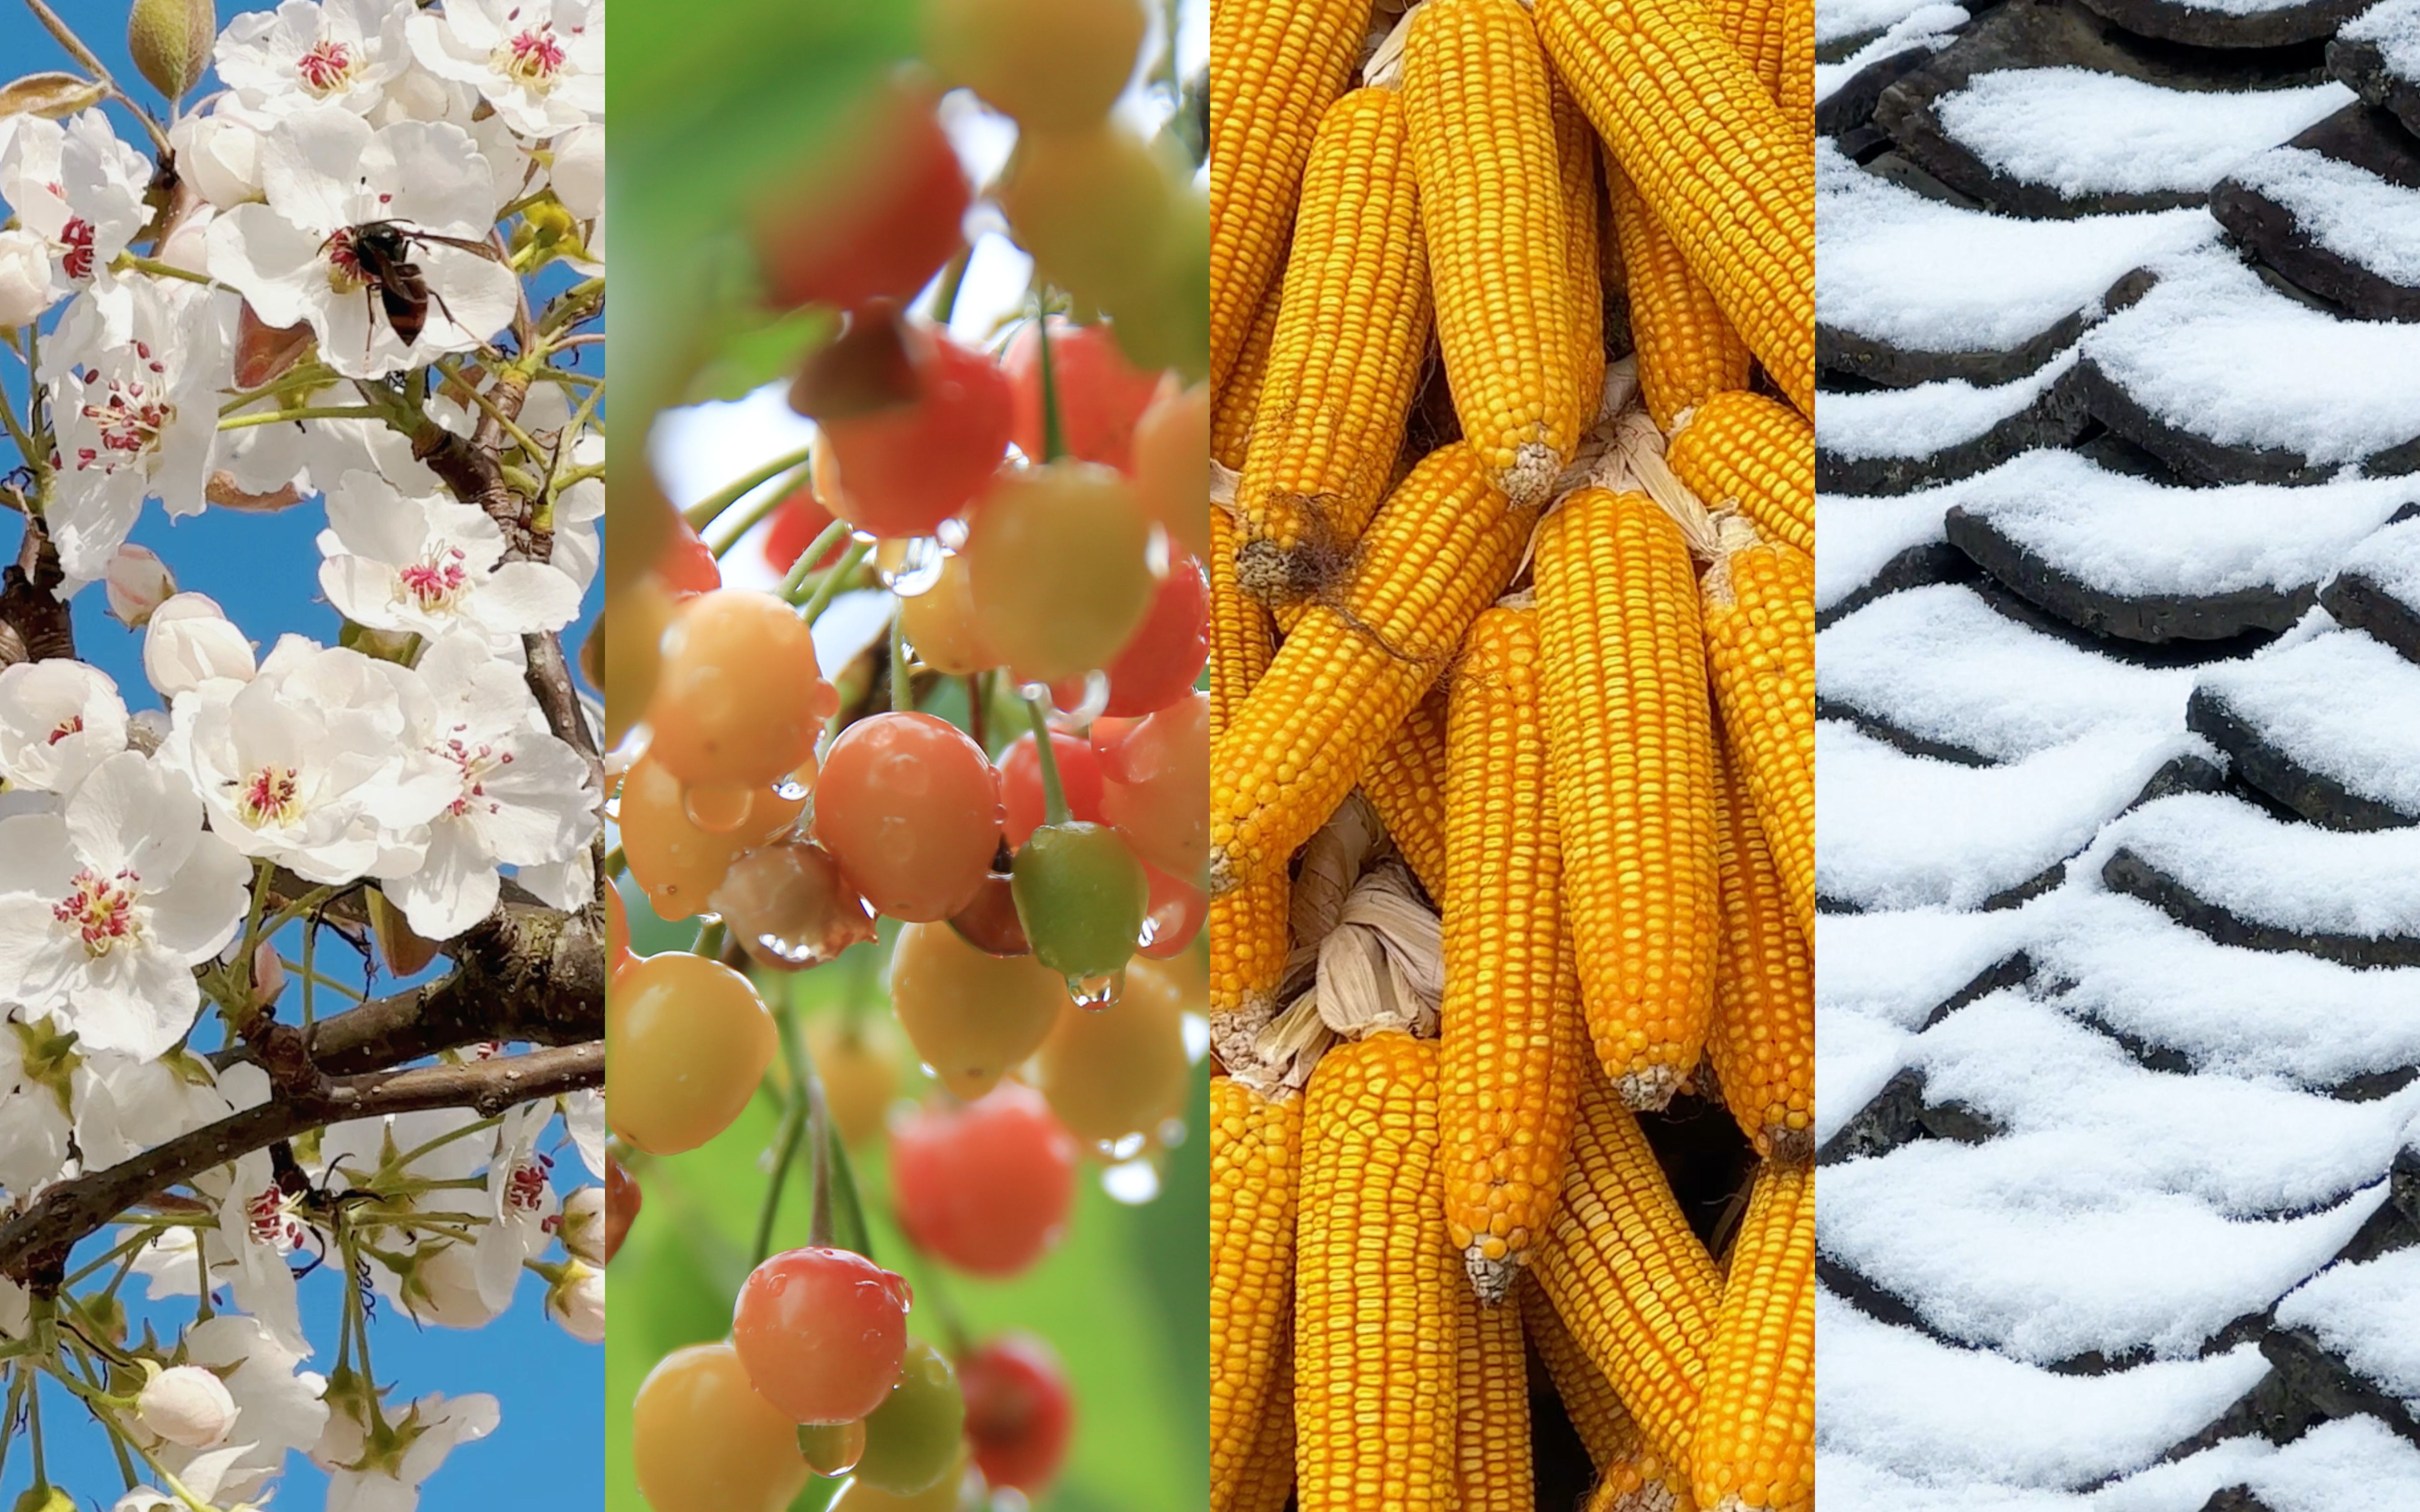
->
[[0, 4, 603, 1508]]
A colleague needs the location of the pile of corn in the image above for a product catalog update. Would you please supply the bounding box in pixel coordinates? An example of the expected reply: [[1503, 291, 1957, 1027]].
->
[[1207, 0, 1816, 1507]]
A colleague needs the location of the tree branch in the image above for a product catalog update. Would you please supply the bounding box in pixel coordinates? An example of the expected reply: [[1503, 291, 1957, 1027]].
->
[[0, 1043, 602, 1289], [0, 514, 74, 663]]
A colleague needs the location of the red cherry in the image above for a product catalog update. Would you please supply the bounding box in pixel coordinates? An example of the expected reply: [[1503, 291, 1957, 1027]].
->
[[762, 485, 847, 574], [658, 515, 722, 598], [731, 1247, 914, 1424], [754, 79, 969, 312], [998, 729, 1104, 849], [959, 1333, 1074, 1494], [1004, 318, 1161, 471], [1137, 860, 1205, 958], [1050, 555, 1206, 716], [890, 1084, 1078, 1278], [604, 1154, 641, 1265], [1093, 692, 1207, 877], [812, 712, 1004, 923], [813, 323, 1014, 538]]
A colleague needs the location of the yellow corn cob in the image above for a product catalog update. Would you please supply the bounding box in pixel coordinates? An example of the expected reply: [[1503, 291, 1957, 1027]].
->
[[1212, 443, 1530, 895], [1610, 162, 1753, 434], [1667, 392, 1814, 556], [1212, 1075, 1304, 1512], [1210, 0, 1375, 398], [1551, 73, 1609, 430], [1526, 1284, 1698, 1512], [1295, 1033, 1458, 1512], [1403, 0, 1590, 506], [1535, 1071, 1723, 1472], [1215, 282, 1283, 474], [1779, 0, 1815, 135], [1358, 681, 1451, 901], [1705, 0, 1788, 93], [1709, 731, 1814, 1162], [1456, 1286, 1535, 1512], [1702, 525, 1815, 940], [1536, 0, 1816, 415], [1442, 607, 1582, 1298], [1210, 505, 1272, 743], [1691, 1162, 1814, 1512], [1535, 489, 1719, 1108], [1211, 874, 1293, 1057], [1228, 1335, 1297, 1512], [1235, 88, 1432, 606]]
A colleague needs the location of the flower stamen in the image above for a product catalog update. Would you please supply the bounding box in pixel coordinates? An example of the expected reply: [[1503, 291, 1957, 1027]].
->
[[51, 866, 141, 957]]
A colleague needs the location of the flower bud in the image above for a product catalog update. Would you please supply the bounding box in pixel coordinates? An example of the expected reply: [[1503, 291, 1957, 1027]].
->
[[547, 1262, 604, 1344], [250, 940, 286, 1008], [137, 1365, 236, 1449], [168, 113, 262, 209], [0, 230, 53, 327], [144, 593, 255, 698], [104, 545, 176, 628], [558, 1185, 605, 1265], [127, 0, 215, 101]]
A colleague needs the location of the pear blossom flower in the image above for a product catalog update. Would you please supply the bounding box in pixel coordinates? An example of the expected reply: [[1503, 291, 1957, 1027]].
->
[[405, 0, 603, 137], [168, 107, 268, 209], [207, 1149, 310, 1353], [165, 1314, 332, 1503], [215, 0, 415, 116], [322, 1388, 499, 1512], [317, 470, 582, 642], [547, 1263, 603, 1344], [138, 1365, 239, 1449], [377, 633, 598, 940], [0, 111, 152, 294], [0, 228, 52, 326], [0, 752, 250, 1055], [206, 107, 516, 380], [0, 1020, 72, 1202], [144, 593, 258, 698], [473, 1102, 559, 1310], [0, 659, 129, 795]]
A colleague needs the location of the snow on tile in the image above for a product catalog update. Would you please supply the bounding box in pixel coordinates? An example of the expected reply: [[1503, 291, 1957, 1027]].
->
[[1945, 450, 2420, 598], [2197, 628, 2420, 816], [1817, 1003, 1922, 1146], [2030, 889, 2420, 1089], [2223, 146, 2420, 289], [2343, 0, 2420, 80], [1821, 1135, 2389, 1362], [1817, 720, 2203, 911], [1817, 6, 1969, 105], [1819, 583, 2194, 759], [1816, 1291, 2273, 1489], [2092, 1436, 2278, 1512], [1912, 990, 2420, 1215], [1819, 905, 2041, 1029], [2338, 513, 2420, 605], [1816, 1454, 2098, 1512], [1820, 0, 1961, 43], [2084, 245, 2420, 467], [1933, 68, 2353, 201], [2275, 1246, 2420, 1408], [1818, 348, 2078, 462], [1818, 143, 2216, 355], [1816, 486, 1960, 612], [2087, 791, 2420, 940], [2229, 1414, 2420, 1508]]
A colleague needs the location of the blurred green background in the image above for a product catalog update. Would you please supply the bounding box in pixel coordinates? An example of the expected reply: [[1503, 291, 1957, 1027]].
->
[[605, 895, 1210, 1512]]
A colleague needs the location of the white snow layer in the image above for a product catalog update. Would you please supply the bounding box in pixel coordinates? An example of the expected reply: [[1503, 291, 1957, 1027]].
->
[[1818, 906, 2038, 1029], [2198, 628, 2420, 814], [1933, 68, 2353, 200], [2030, 889, 2420, 1088], [1943, 450, 2420, 596], [1816, 6, 1969, 106], [2084, 245, 2420, 466], [1816, 1291, 2273, 1489], [2224, 146, 2420, 288], [1816, 720, 2202, 911], [1818, 142, 2216, 353], [2343, 0, 2420, 81], [2338, 512, 2420, 606], [1815, 486, 1958, 611], [1819, 0, 1956, 43], [1819, 584, 2194, 759], [1817, 348, 2077, 463], [2090, 791, 2420, 939], [2276, 1246, 2420, 1407]]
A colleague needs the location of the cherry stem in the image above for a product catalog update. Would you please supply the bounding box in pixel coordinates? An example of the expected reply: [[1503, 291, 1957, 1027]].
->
[[683, 447, 813, 530], [794, 538, 873, 621], [890, 608, 912, 714], [1035, 300, 1066, 464], [929, 245, 973, 330], [965, 672, 988, 754], [1025, 693, 1071, 829], [776, 518, 853, 594]]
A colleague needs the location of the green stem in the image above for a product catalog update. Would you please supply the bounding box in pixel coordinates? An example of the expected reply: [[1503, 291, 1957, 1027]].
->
[[929, 245, 973, 328], [793, 538, 873, 621], [216, 406, 387, 431], [694, 917, 727, 962], [1035, 302, 1067, 464], [705, 474, 794, 559], [111, 253, 221, 288], [776, 519, 854, 598], [604, 845, 627, 880], [682, 448, 814, 530], [1026, 693, 1071, 828]]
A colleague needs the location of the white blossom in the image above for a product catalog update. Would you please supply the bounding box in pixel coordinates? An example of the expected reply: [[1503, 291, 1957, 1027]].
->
[[323, 1389, 498, 1512], [206, 107, 516, 380], [0, 111, 151, 294], [169, 1313, 332, 1502], [405, 0, 603, 137], [0, 659, 129, 795], [0, 752, 250, 1056], [318, 470, 582, 641], [547, 1263, 603, 1344], [0, 227, 53, 326], [104, 544, 177, 627], [215, 0, 416, 117], [144, 593, 259, 698], [0, 1019, 72, 1202], [473, 1102, 557, 1310], [139, 1365, 239, 1449]]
